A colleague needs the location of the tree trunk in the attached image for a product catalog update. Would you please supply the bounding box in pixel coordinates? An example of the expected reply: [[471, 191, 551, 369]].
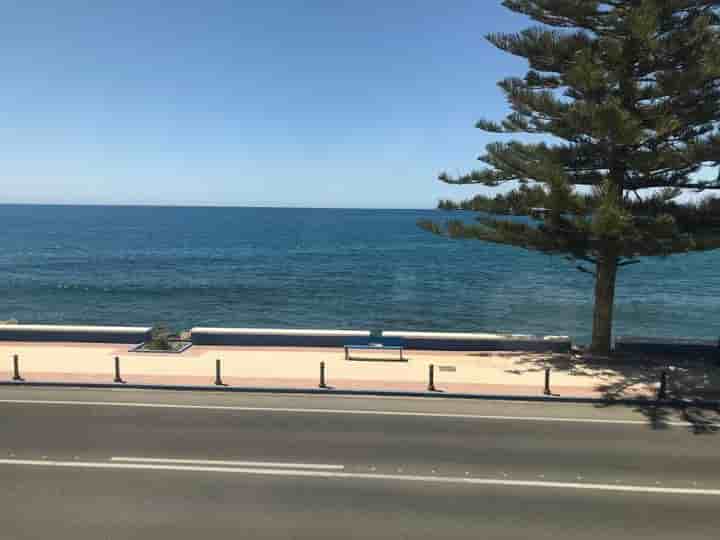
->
[[590, 250, 619, 356]]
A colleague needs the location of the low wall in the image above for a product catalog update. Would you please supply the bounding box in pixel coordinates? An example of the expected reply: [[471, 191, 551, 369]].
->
[[615, 336, 719, 357], [383, 331, 571, 352], [191, 327, 571, 352], [191, 328, 370, 347], [0, 324, 152, 344]]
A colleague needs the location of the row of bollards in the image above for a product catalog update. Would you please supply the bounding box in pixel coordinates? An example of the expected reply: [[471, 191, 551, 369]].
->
[[5, 354, 673, 399], [540, 367, 672, 399], [6, 355, 329, 388], [541, 367, 671, 399]]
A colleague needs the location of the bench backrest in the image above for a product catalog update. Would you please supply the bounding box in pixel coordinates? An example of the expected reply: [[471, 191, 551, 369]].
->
[[366, 337, 404, 347]]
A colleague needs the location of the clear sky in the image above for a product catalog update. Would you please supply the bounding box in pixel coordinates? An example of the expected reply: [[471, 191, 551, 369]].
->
[[0, 2, 560, 207]]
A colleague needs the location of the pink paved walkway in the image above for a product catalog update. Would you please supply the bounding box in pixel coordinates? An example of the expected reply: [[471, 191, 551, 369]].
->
[[0, 370, 614, 398], [1, 341, 665, 400]]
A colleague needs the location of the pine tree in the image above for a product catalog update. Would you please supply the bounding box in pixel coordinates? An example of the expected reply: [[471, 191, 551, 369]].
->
[[422, 0, 720, 355]]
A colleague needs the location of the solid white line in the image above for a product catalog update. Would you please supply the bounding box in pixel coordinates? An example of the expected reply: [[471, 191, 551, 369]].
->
[[0, 458, 716, 496], [0, 398, 691, 426], [110, 457, 344, 470]]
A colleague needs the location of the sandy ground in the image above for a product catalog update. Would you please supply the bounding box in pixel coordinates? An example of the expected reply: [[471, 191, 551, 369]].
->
[[0, 341, 670, 398]]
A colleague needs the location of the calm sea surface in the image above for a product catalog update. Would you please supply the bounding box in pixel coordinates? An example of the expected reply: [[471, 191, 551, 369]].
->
[[0, 204, 717, 344]]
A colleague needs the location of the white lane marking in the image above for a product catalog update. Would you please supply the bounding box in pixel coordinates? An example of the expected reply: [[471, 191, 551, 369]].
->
[[0, 458, 717, 496], [111, 457, 344, 470], [0, 399, 692, 426]]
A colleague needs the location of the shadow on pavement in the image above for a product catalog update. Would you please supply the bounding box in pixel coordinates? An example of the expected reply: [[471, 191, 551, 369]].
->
[[507, 352, 720, 434]]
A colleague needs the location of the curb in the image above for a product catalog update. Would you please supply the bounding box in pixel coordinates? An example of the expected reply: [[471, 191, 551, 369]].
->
[[2, 380, 719, 409]]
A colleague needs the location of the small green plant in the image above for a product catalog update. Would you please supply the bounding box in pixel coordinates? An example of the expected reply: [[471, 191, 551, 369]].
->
[[148, 323, 173, 351]]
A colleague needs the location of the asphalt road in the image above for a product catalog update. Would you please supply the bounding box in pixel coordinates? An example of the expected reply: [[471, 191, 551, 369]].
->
[[1, 387, 719, 539]]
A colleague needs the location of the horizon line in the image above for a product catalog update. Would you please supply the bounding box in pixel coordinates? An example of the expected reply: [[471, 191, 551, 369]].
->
[[0, 201, 439, 211]]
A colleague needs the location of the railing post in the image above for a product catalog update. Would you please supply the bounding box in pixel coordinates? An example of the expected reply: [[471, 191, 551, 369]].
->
[[114, 356, 124, 383], [427, 364, 435, 392], [215, 359, 223, 386], [319, 361, 327, 388], [12, 354, 23, 381], [543, 367, 552, 395], [658, 370, 668, 400]]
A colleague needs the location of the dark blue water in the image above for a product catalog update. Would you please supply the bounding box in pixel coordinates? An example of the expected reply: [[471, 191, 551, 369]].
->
[[0, 204, 717, 343]]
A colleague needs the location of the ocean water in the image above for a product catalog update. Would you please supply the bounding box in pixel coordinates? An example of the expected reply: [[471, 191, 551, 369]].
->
[[0, 204, 718, 344]]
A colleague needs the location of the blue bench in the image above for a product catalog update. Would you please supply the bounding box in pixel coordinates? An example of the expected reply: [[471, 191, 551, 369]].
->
[[344, 337, 404, 361]]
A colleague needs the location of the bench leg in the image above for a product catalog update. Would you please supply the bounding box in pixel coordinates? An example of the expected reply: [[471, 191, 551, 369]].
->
[[345, 348, 349, 361]]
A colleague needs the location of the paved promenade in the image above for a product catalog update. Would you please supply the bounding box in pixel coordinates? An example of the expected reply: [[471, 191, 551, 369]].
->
[[0, 341, 665, 398]]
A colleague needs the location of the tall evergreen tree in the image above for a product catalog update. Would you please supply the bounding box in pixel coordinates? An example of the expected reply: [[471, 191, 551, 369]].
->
[[422, 0, 720, 355]]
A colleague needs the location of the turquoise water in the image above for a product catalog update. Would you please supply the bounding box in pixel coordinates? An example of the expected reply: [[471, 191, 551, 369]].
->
[[0, 204, 717, 344]]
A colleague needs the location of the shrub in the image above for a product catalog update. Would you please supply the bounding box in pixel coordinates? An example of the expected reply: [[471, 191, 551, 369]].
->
[[148, 323, 173, 351]]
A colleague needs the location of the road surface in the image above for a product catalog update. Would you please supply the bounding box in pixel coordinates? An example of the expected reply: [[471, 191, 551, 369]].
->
[[1, 387, 719, 539]]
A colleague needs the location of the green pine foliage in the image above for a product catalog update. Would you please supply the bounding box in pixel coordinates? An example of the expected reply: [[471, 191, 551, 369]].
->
[[424, 1, 720, 354], [437, 184, 551, 213]]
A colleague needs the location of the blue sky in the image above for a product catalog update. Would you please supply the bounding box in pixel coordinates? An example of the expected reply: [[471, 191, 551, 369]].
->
[[0, 0, 537, 208], [16, 1, 711, 208]]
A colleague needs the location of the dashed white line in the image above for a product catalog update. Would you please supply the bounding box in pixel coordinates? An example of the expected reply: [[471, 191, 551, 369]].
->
[[0, 399, 692, 426], [111, 456, 344, 470], [0, 458, 717, 496]]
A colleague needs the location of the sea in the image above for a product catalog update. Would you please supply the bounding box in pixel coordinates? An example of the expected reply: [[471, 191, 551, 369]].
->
[[0, 204, 717, 344]]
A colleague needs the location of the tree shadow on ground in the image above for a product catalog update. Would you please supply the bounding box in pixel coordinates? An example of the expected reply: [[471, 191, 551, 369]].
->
[[507, 352, 720, 434]]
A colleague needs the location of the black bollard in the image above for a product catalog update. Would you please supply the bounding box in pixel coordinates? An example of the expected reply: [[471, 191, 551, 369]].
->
[[543, 367, 552, 395], [658, 370, 668, 400], [215, 359, 223, 386], [319, 361, 327, 388], [427, 364, 436, 392], [12, 354, 23, 381], [114, 356, 124, 383]]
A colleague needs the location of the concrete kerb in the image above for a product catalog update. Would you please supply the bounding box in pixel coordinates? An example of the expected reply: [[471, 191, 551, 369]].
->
[[1, 379, 719, 409]]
